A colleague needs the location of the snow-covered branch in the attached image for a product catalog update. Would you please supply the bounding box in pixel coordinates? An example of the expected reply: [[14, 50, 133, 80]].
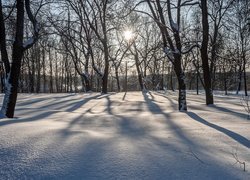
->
[[164, 47, 180, 62], [180, 0, 199, 7], [93, 64, 103, 78], [23, 0, 40, 50], [182, 44, 200, 54], [170, 18, 179, 32]]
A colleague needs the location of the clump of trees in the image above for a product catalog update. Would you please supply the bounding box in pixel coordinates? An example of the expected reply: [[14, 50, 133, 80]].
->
[[0, 0, 250, 117]]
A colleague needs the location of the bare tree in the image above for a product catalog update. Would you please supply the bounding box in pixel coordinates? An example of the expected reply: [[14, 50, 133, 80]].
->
[[144, 0, 199, 110], [208, 0, 235, 90], [200, 0, 214, 105], [80, 0, 115, 94], [0, 0, 40, 118]]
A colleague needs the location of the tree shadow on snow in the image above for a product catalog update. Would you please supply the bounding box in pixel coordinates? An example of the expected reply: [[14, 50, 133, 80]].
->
[[208, 104, 247, 119], [143, 92, 250, 149], [0, 93, 107, 125], [142, 92, 197, 147], [66, 94, 105, 112], [186, 112, 250, 148], [0, 110, 57, 126], [154, 91, 178, 109], [0, 92, 246, 179]]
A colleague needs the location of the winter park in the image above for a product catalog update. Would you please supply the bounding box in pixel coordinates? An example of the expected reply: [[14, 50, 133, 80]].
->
[[0, 0, 250, 179]]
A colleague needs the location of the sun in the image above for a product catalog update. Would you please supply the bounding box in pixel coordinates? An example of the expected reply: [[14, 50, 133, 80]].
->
[[123, 30, 134, 41]]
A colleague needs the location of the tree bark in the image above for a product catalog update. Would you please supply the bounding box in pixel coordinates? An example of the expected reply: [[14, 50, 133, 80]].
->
[[115, 68, 120, 92], [174, 56, 187, 111], [36, 46, 41, 93], [134, 44, 144, 91], [102, 42, 109, 94], [1, 0, 25, 118], [200, 0, 214, 105], [243, 55, 248, 96], [236, 65, 242, 94]]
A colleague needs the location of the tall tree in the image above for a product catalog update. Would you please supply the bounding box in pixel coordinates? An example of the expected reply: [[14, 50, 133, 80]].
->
[[0, 0, 39, 118], [81, 0, 113, 94], [145, 0, 196, 111], [200, 0, 214, 105], [208, 0, 235, 90]]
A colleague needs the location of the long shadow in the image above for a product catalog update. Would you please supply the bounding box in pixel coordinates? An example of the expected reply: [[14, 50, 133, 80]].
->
[[154, 91, 178, 110], [0, 110, 57, 126], [147, 91, 155, 100], [142, 92, 196, 147], [1, 92, 245, 179], [152, 92, 250, 148], [105, 96, 112, 115], [116, 115, 148, 138], [0, 94, 104, 125], [0, 112, 241, 180], [17, 94, 76, 106], [209, 104, 247, 119], [18, 97, 51, 106], [50, 94, 77, 99], [34, 96, 81, 110], [122, 92, 127, 101], [156, 91, 247, 119], [31, 93, 101, 111], [66, 94, 102, 112], [142, 92, 163, 114], [187, 112, 250, 148]]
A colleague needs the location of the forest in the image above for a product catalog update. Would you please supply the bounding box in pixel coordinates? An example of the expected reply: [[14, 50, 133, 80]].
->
[[0, 0, 249, 117]]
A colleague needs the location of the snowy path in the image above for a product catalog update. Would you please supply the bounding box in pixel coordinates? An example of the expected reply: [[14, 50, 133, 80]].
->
[[0, 92, 249, 179]]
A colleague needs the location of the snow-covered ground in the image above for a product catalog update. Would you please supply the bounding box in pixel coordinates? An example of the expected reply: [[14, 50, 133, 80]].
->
[[0, 91, 249, 180]]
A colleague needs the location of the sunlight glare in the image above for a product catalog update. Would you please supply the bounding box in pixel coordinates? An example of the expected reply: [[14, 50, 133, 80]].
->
[[124, 30, 133, 41]]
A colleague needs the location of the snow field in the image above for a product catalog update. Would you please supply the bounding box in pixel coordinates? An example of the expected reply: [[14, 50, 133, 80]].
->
[[0, 92, 249, 179]]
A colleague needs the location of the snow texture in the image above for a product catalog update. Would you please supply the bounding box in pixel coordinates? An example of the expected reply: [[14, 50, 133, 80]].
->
[[0, 91, 249, 179]]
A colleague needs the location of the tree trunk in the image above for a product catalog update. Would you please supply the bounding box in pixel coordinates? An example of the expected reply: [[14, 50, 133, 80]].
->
[[170, 66, 174, 91], [0, 63, 5, 93], [55, 53, 59, 93], [223, 67, 228, 95], [160, 60, 165, 90], [1, 0, 25, 118], [102, 43, 109, 94], [173, 57, 187, 111], [236, 65, 242, 94], [85, 54, 91, 92], [49, 48, 53, 93], [42, 48, 46, 93], [196, 68, 199, 95], [243, 56, 248, 96], [124, 61, 128, 92], [36, 47, 41, 93], [201, 0, 214, 105], [82, 74, 91, 92], [135, 56, 144, 91], [60, 60, 64, 92], [134, 44, 144, 91], [31, 50, 35, 93], [115, 68, 120, 92]]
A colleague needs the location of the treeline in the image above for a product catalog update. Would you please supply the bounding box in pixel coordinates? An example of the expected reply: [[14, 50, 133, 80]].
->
[[0, 67, 245, 94]]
